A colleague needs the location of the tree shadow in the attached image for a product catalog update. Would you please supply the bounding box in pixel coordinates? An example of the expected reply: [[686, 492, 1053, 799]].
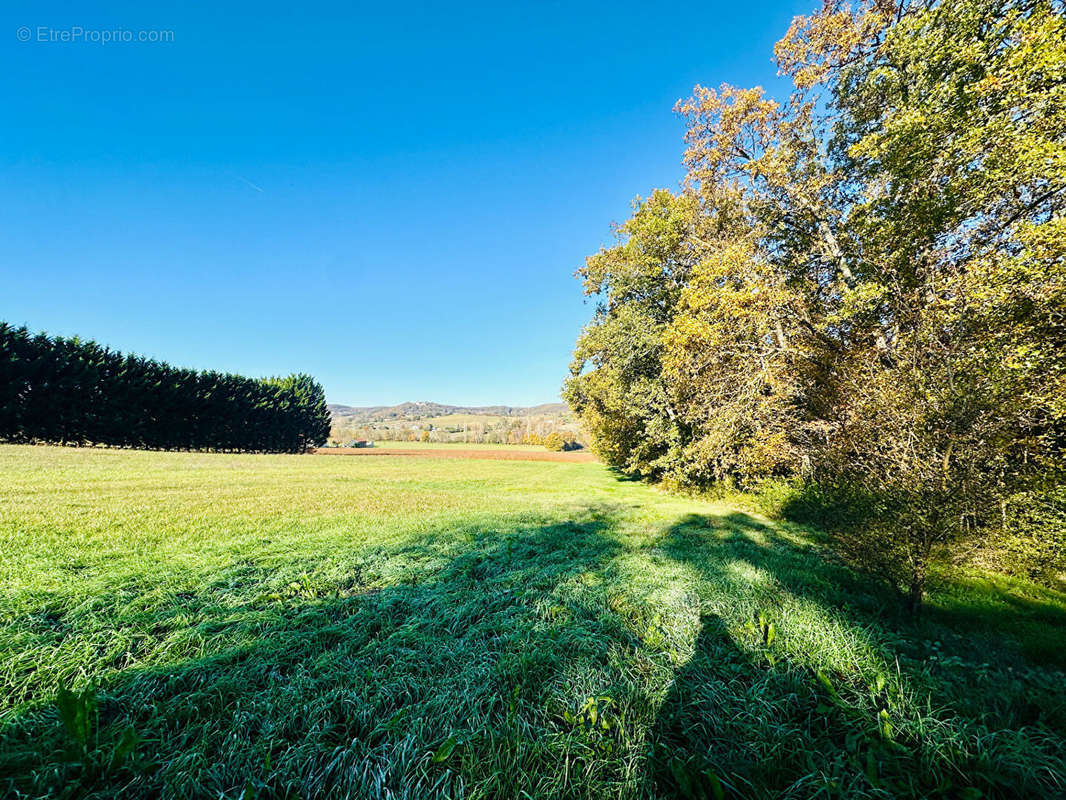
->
[[606, 467, 644, 482], [0, 510, 632, 799], [645, 511, 1066, 799], [3, 506, 1064, 799]]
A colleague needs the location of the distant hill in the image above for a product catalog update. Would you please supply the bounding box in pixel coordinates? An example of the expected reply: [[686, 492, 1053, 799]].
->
[[326, 400, 579, 446], [328, 401, 568, 424]]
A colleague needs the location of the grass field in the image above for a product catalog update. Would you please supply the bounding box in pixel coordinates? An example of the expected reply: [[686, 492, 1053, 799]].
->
[[349, 440, 547, 451], [1, 445, 1064, 799]]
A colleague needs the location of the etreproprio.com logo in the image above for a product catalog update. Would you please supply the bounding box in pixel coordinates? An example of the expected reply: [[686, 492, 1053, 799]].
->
[[16, 26, 174, 44]]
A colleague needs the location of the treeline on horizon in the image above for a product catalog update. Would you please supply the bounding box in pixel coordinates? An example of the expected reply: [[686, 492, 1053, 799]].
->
[[0, 323, 331, 453], [565, 0, 1065, 607]]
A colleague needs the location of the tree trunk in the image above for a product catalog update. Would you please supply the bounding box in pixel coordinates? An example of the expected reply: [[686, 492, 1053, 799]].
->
[[905, 549, 928, 616], [905, 570, 925, 616]]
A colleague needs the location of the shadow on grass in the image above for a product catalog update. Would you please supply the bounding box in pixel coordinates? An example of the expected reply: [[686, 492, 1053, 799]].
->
[[1, 511, 634, 799], [646, 512, 1066, 799], [2, 506, 1065, 799], [775, 485, 1066, 666], [606, 466, 644, 482]]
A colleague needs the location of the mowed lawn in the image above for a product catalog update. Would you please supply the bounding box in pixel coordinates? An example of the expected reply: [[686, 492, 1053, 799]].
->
[[0, 446, 1064, 799]]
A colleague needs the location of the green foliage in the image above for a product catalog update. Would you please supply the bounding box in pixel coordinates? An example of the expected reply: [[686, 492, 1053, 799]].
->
[[543, 432, 565, 451], [56, 683, 97, 756], [563, 190, 699, 478], [565, 0, 1066, 606], [50, 681, 144, 782], [0, 323, 330, 452], [2, 445, 1065, 797], [987, 487, 1066, 588]]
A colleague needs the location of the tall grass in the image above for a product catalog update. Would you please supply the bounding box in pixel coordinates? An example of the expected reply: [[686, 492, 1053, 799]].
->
[[0, 446, 1063, 798]]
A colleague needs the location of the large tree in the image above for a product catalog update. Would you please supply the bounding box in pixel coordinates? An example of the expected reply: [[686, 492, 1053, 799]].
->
[[564, 189, 701, 478], [567, 0, 1066, 608]]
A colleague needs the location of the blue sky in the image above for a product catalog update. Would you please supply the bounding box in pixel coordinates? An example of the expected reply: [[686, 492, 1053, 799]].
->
[[1, 0, 807, 406]]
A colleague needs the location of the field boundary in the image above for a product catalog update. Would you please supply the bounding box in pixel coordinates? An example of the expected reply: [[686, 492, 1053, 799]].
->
[[312, 447, 596, 462]]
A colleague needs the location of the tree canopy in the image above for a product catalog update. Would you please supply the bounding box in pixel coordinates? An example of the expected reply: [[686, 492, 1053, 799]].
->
[[565, 0, 1065, 607], [0, 323, 331, 453]]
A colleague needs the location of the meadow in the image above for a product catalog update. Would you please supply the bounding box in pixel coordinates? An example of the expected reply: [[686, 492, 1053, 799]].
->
[[1, 445, 1064, 799]]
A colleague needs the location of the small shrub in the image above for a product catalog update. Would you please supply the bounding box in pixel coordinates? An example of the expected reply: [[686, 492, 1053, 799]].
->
[[544, 432, 565, 452]]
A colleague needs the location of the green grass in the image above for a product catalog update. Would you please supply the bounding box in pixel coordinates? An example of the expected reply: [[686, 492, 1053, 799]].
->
[[1, 445, 1063, 799]]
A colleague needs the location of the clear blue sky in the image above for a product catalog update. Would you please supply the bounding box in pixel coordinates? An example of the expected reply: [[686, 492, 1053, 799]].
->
[[1, 0, 807, 406]]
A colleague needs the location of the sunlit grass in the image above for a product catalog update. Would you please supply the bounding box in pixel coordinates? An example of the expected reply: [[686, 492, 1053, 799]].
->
[[1, 445, 1063, 798]]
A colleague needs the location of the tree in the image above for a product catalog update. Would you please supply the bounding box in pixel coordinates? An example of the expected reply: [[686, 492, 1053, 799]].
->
[[0, 324, 332, 453], [564, 190, 702, 478], [775, 0, 1066, 610], [566, 0, 1066, 610], [543, 432, 565, 451]]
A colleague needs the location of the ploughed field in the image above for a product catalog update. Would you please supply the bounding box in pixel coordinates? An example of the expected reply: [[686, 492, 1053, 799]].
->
[[0, 445, 1064, 799]]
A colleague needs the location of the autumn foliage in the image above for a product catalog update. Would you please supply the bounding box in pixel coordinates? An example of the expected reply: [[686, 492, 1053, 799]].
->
[[565, 0, 1065, 608]]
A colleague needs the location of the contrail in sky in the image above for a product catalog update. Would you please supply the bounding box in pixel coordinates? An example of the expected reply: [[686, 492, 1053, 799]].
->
[[236, 175, 264, 193]]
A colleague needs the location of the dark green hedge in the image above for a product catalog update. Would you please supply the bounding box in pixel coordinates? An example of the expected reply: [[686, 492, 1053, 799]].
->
[[0, 323, 330, 453]]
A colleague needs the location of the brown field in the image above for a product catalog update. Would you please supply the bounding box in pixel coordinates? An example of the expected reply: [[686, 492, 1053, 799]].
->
[[312, 447, 597, 462]]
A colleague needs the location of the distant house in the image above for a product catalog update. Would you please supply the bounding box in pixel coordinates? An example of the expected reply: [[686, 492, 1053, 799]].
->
[[344, 439, 372, 448]]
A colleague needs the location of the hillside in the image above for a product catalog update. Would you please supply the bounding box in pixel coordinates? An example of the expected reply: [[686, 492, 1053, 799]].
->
[[327, 401, 568, 423], [327, 400, 578, 445]]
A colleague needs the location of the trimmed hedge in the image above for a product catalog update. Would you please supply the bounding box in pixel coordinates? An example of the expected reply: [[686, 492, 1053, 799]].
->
[[0, 323, 330, 453]]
